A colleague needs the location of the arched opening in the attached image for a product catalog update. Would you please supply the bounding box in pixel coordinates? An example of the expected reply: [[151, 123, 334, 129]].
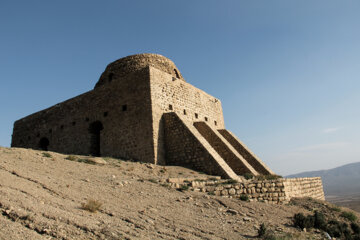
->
[[88, 121, 103, 156], [39, 137, 49, 151]]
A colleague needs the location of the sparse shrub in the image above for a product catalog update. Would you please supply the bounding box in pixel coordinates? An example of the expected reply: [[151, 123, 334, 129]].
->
[[293, 213, 314, 229], [264, 174, 282, 180], [239, 194, 249, 201], [243, 173, 253, 180], [352, 222, 360, 234], [65, 155, 77, 161], [81, 199, 102, 213], [179, 185, 189, 191], [160, 183, 170, 188], [148, 178, 157, 183], [208, 191, 215, 196], [78, 158, 96, 165], [258, 223, 267, 237], [341, 211, 357, 222], [329, 205, 341, 212], [223, 179, 238, 184], [42, 152, 52, 158], [314, 211, 327, 230]]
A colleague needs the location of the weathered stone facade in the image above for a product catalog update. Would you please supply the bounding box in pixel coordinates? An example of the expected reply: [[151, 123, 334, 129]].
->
[[12, 54, 293, 182]]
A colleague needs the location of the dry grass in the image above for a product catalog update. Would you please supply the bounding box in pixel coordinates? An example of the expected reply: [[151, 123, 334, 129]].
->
[[81, 199, 102, 213]]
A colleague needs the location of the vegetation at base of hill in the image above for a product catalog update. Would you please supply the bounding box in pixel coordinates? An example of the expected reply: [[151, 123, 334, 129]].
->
[[243, 173, 253, 180], [341, 211, 358, 222], [42, 152, 52, 158], [65, 155, 77, 161], [81, 199, 102, 213], [293, 211, 360, 239], [257, 224, 295, 240], [240, 194, 249, 201]]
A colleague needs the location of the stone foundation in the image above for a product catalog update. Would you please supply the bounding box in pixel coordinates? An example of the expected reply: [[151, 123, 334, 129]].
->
[[167, 177, 325, 204]]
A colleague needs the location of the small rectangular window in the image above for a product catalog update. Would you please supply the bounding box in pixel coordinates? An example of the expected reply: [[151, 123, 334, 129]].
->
[[103, 112, 108, 117], [122, 105, 127, 111], [195, 113, 198, 119], [169, 104, 173, 110], [183, 109, 187, 115], [205, 117, 208, 121], [214, 121, 217, 126]]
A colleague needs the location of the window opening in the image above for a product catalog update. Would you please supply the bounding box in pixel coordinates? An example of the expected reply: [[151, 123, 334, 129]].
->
[[195, 113, 198, 119], [122, 105, 127, 111], [169, 104, 173, 110]]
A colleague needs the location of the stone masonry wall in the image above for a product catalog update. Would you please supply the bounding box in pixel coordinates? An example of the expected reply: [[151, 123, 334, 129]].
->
[[12, 68, 155, 162], [167, 177, 325, 204], [150, 66, 225, 164]]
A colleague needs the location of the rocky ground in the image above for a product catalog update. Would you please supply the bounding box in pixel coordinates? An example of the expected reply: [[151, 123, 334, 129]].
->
[[1, 147, 359, 240]]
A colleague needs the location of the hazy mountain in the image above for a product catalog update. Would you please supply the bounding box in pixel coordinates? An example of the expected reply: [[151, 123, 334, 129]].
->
[[286, 162, 360, 196]]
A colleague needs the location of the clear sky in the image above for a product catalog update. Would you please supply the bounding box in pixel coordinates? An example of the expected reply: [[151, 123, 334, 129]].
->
[[1, 1, 359, 175]]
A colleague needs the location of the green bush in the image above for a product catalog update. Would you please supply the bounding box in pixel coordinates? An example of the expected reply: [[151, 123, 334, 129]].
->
[[223, 179, 238, 184], [314, 211, 327, 230], [351, 222, 360, 234], [42, 152, 52, 158], [239, 194, 249, 201], [341, 211, 358, 222], [293, 213, 314, 229], [65, 155, 77, 161], [179, 185, 189, 191], [243, 173, 253, 180], [258, 223, 267, 237]]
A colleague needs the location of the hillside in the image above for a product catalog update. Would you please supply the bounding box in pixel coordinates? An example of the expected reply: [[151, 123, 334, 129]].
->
[[1, 147, 359, 239], [286, 162, 360, 196]]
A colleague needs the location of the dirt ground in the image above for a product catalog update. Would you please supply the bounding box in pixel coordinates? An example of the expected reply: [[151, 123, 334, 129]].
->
[[1, 147, 358, 240]]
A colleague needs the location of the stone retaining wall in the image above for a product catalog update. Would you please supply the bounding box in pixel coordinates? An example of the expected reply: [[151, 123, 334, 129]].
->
[[167, 177, 325, 204]]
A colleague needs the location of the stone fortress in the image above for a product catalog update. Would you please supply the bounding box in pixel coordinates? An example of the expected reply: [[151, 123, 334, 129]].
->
[[12, 53, 324, 201]]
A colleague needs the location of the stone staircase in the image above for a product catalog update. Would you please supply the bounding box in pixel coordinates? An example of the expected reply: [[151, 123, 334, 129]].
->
[[163, 112, 273, 179]]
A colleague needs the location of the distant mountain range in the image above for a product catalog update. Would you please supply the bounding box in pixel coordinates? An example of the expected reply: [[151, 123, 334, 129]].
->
[[286, 162, 360, 196]]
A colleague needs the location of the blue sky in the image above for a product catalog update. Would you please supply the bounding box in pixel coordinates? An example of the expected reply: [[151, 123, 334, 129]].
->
[[1, 1, 359, 175]]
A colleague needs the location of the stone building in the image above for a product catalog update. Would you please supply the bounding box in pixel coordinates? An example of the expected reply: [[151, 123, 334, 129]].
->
[[12, 53, 275, 180]]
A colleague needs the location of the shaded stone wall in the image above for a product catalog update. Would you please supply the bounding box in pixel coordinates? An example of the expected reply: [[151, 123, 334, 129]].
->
[[12, 68, 155, 162], [150, 67, 225, 164]]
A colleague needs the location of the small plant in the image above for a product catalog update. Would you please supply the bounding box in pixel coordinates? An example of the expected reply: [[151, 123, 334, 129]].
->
[[223, 179, 238, 184], [78, 158, 96, 165], [341, 211, 357, 222], [148, 178, 157, 183], [42, 152, 52, 158], [65, 155, 77, 161], [81, 199, 102, 213], [258, 223, 267, 237], [239, 194, 249, 201], [329, 205, 341, 212], [208, 191, 215, 196], [243, 173, 253, 180], [160, 183, 170, 188], [179, 185, 189, 191]]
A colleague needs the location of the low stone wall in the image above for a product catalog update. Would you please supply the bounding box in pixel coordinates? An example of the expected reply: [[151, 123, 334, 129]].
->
[[166, 177, 325, 204]]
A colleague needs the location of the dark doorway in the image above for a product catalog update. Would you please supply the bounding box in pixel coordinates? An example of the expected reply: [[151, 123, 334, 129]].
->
[[39, 137, 49, 151], [89, 121, 103, 156]]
